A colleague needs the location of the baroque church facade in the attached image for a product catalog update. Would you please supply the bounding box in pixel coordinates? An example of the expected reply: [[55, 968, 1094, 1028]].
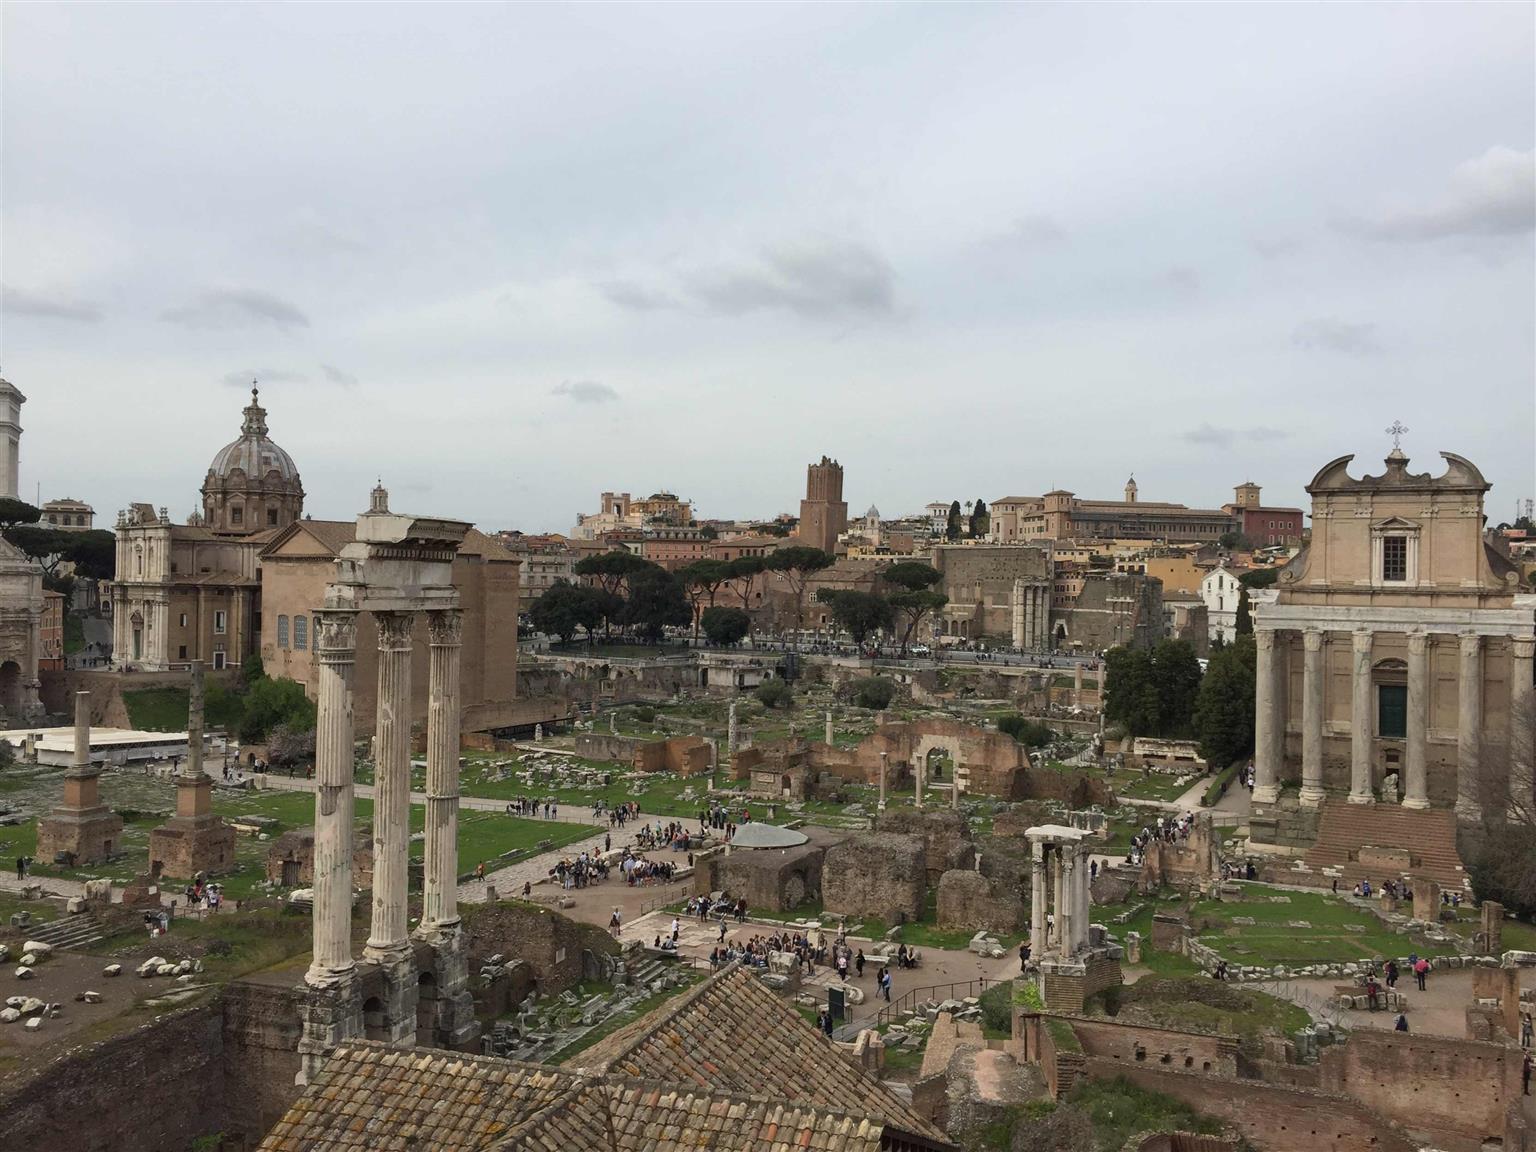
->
[[112, 387, 304, 670], [1250, 444, 1536, 827]]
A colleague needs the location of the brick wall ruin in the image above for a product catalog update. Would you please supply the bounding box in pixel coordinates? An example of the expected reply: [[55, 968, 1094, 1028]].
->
[[220, 980, 306, 1146], [935, 869, 1025, 933], [463, 900, 621, 995], [692, 842, 826, 913]]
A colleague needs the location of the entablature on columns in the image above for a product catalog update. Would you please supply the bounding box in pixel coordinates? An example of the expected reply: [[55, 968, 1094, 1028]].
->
[[1252, 602, 1535, 639]]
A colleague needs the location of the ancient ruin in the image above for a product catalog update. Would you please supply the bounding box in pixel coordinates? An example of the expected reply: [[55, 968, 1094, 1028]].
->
[[35, 690, 124, 866], [147, 662, 235, 878]]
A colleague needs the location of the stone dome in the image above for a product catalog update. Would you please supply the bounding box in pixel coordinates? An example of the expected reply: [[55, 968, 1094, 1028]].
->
[[201, 385, 304, 535], [208, 387, 300, 482]]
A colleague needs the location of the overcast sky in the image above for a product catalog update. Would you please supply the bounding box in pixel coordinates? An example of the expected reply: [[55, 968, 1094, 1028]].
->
[[3, 4, 1533, 533]]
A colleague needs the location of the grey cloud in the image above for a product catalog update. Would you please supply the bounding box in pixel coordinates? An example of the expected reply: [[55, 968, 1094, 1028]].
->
[[687, 238, 896, 320], [222, 368, 309, 387], [1341, 146, 1535, 241], [596, 279, 677, 312], [1293, 318, 1381, 356], [162, 288, 310, 330], [551, 379, 619, 404], [1181, 424, 1289, 448], [1251, 235, 1304, 260], [1163, 266, 1201, 299], [320, 363, 359, 387], [3, 286, 103, 322]]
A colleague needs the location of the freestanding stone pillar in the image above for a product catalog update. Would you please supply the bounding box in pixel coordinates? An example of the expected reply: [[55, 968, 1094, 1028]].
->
[[299, 610, 361, 1085], [364, 610, 418, 1042], [1402, 632, 1430, 809], [1029, 841, 1048, 957], [950, 764, 960, 810], [915, 753, 924, 809], [1299, 630, 1326, 807], [1349, 630, 1374, 804], [727, 700, 739, 765], [149, 662, 236, 878], [824, 710, 833, 747], [1011, 579, 1026, 649], [416, 609, 476, 1048], [36, 691, 123, 866], [1251, 629, 1282, 804], [1024, 585, 1037, 652], [1073, 662, 1084, 706], [1456, 633, 1484, 822], [878, 750, 887, 810], [1510, 637, 1535, 818]]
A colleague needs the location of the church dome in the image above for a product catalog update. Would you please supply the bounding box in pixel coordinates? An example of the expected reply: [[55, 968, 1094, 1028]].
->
[[208, 386, 300, 482], [201, 385, 304, 535]]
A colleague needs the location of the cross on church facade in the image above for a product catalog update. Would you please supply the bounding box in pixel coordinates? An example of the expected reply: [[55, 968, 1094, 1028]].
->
[[1386, 420, 1409, 449]]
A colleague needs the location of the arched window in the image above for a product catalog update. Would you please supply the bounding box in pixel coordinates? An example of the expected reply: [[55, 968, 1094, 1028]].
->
[[277, 615, 289, 648], [293, 615, 307, 651]]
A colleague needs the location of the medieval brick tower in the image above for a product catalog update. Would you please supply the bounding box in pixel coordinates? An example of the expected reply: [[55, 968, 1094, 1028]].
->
[[798, 457, 848, 555]]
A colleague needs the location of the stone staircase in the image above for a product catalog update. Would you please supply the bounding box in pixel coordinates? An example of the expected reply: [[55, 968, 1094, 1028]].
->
[[628, 956, 670, 989], [1302, 801, 1465, 888], [26, 912, 105, 952]]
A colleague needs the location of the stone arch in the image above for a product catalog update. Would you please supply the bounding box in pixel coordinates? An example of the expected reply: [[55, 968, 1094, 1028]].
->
[[362, 996, 387, 1041]]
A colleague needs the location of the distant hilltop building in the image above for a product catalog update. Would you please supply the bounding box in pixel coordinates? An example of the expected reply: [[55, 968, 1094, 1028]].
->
[[988, 477, 1302, 546], [797, 456, 847, 554], [572, 490, 693, 539], [42, 497, 95, 531]]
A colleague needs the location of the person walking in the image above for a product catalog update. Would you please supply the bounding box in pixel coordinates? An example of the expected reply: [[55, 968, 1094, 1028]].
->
[[1521, 1011, 1532, 1049], [1019, 941, 1031, 972], [1413, 957, 1429, 992], [1384, 959, 1398, 990], [855, 949, 866, 979], [609, 908, 622, 938]]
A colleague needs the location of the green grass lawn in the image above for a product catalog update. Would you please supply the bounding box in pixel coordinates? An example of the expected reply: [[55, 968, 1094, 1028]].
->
[[1185, 884, 1459, 966], [63, 612, 86, 655], [1108, 975, 1312, 1044], [1111, 770, 1201, 803]]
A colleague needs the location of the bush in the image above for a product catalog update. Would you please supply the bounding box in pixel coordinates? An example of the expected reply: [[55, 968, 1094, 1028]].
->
[[978, 979, 1016, 1036], [0, 740, 13, 770], [1465, 824, 1536, 919], [632, 706, 656, 723], [998, 713, 1053, 747], [1201, 761, 1242, 807], [239, 676, 317, 744], [755, 678, 792, 710], [700, 606, 751, 647], [850, 676, 895, 710]]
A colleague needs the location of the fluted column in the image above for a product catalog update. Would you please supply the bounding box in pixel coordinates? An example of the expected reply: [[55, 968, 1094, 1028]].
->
[[1349, 630, 1374, 804], [1029, 843, 1047, 957], [1299, 629, 1326, 806], [308, 612, 358, 987], [420, 610, 463, 937], [366, 611, 414, 963], [1023, 586, 1035, 652], [1011, 579, 1025, 648], [1456, 633, 1483, 822], [1510, 637, 1535, 818], [1402, 631, 1429, 809], [1060, 853, 1075, 954], [1252, 628, 1282, 803]]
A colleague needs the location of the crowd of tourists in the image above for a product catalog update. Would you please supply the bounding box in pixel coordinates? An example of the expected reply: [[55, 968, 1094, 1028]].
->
[[505, 796, 561, 819]]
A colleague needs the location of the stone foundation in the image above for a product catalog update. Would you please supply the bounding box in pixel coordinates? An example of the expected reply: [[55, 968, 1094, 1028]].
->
[[822, 833, 926, 922], [147, 815, 236, 879]]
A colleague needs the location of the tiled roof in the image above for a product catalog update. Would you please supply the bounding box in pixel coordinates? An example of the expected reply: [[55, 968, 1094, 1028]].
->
[[568, 966, 945, 1142], [260, 967, 956, 1151]]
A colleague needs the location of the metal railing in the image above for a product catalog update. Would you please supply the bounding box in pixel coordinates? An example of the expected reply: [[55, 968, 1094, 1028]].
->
[[857, 975, 992, 1031]]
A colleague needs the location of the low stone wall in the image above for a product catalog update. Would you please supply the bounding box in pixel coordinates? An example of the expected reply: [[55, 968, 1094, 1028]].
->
[[1065, 1015, 1238, 1078], [0, 1002, 225, 1152], [1041, 952, 1122, 1013], [464, 901, 621, 995]]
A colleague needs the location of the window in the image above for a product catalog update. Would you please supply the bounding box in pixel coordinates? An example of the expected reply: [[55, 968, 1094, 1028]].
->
[[1382, 536, 1407, 582], [214, 610, 227, 635], [267, 507, 279, 526], [277, 615, 289, 647], [293, 615, 307, 650], [1378, 684, 1407, 739], [179, 613, 188, 628], [231, 506, 243, 525], [178, 645, 187, 661], [212, 650, 226, 670]]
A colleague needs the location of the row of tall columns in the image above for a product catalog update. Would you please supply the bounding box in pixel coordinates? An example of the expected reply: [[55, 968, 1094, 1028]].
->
[[1028, 839, 1091, 962], [302, 605, 471, 1079], [1255, 626, 1536, 817], [1011, 580, 1051, 650]]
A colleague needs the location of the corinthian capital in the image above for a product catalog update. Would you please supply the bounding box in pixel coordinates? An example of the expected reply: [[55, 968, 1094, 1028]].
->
[[375, 611, 415, 651], [1255, 628, 1276, 652], [429, 609, 464, 646], [315, 611, 358, 653]]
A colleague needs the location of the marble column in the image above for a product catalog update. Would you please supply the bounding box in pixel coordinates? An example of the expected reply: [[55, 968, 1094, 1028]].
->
[[1023, 585, 1036, 651], [824, 710, 833, 747], [1029, 844, 1047, 957], [1252, 629, 1282, 804], [1455, 633, 1483, 822], [299, 611, 361, 1086], [1073, 661, 1084, 706], [1299, 630, 1326, 807], [420, 610, 463, 936], [1510, 637, 1535, 817], [727, 701, 739, 762], [951, 764, 960, 810], [1060, 853, 1075, 955], [307, 612, 358, 987], [878, 751, 887, 809], [1349, 630, 1375, 804], [1011, 579, 1026, 648], [1402, 631, 1430, 809], [915, 754, 924, 809], [364, 611, 417, 1043]]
